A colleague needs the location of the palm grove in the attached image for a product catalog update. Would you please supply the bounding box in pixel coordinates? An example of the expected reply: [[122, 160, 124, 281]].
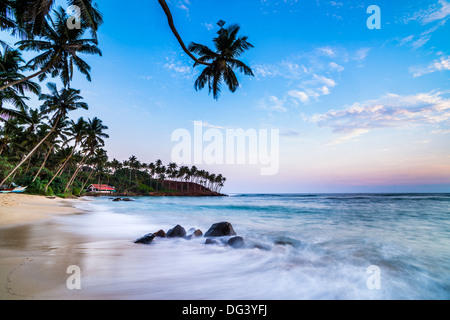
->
[[1, 0, 254, 196]]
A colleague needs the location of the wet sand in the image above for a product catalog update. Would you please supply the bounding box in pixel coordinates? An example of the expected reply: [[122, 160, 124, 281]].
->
[[0, 194, 162, 300], [0, 194, 79, 227], [0, 194, 92, 299]]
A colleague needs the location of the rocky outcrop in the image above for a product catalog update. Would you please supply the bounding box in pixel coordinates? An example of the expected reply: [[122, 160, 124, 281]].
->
[[135, 221, 246, 249], [205, 238, 220, 245], [186, 228, 203, 239], [228, 236, 244, 248], [112, 197, 134, 202], [204, 222, 236, 237], [166, 225, 187, 238], [134, 233, 155, 244], [154, 229, 166, 238]]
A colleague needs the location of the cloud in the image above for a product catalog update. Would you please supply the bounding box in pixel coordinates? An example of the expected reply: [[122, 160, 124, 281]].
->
[[175, 0, 191, 16], [202, 22, 214, 31], [193, 120, 228, 129], [400, 1, 449, 48], [259, 96, 288, 112], [432, 129, 450, 134], [327, 128, 370, 146], [288, 90, 309, 103], [404, 0, 450, 24], [329, 62, 344, 72], [311, 91, 450, 145], [400, 19, 447, 48], [410, 54, 450, 77], [353, 48, 371, 61], [329, 1, 343, 7], [316, 47, 336, 57], [287, 74, 336, 104], [163, 57, 193, 77], [253, 64, 280, 79], [280, 129, 300, 137]]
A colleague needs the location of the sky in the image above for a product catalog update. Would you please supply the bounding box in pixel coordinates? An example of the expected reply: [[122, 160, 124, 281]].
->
[[4, 0, 450, 193]]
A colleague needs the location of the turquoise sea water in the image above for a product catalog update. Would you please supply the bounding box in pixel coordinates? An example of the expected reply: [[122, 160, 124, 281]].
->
[[62, 193, 450, 299]]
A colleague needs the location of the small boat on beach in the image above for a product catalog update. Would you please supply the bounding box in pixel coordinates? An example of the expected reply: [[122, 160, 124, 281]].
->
[[0, 186, 27, 194]]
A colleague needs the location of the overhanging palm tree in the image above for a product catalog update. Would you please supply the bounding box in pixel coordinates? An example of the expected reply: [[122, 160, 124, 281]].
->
[[12, 0, 103, 38], [0, 82, 88, 186], [157, 0, 211, 67], [157, 0, 254, 100], [0, 0, 27, 40], [188, 24, 254, 100], [0, 45, 40, 118], [0, 6, 102, 91]]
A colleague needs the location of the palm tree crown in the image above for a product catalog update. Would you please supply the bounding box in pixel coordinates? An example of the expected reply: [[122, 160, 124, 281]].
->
[[188, 23, 254, 100], [0, 45, 40, 118], [2, 6, 102, 91]]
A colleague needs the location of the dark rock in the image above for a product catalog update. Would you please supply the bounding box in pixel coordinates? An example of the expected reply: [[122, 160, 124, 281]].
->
[[134, 233, 155, 244], [252, 243, 271, 251], [205, 238, 219, 245], [185, 228, 203, 240], [112, 198, 122, 202], [166, 225, 186, 238], [204, 222, 236, 237], [193, 229, 203, 237], [154, 229, 166, 238], [228, 236, 245, 248], [122, 198, 134, 201], [274, 236, 298, 247]]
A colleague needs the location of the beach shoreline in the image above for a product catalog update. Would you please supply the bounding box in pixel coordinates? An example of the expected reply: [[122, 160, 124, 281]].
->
[[0, 194, 92, 300], [0, 193, 81, 227]]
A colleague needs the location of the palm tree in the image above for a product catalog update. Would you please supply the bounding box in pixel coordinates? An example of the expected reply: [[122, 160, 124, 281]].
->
[[1, 6, 102, 91], [157, 0, 211, 67], [109, 158, 122, 176], [79, 147, 107, 195], [157, 0, 254, 100], [0, 82, 88, 186], [44, 116, 87, 190], [167, 162, 177, 190], [11, 0, 103, 38], [128, 155, 139, 182], [188, 23, 254, 100], [0, 0, 27, 40], [0, 45, 40, 118], [64, 116, 108, 193]]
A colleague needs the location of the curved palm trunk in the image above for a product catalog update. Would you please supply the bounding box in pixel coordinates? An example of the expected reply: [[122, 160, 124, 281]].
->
[[79, 166, 95, 195], [0, 115, 61, 186], [157, 0, 212, 67], [45, 144, 77, 191], [32, 143, 54, 183], [64, 151, 90, 193], [0, 51, 61, 91]]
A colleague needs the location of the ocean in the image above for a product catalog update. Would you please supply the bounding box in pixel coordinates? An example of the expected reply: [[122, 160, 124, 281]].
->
[[58, 193, 450, 300]]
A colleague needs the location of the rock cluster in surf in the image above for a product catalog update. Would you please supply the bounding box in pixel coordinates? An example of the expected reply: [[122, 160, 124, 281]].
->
[[134, 221, 245, 249]]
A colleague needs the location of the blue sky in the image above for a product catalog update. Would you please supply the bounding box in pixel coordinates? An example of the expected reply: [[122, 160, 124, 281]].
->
[[4, 0, 450, 193]]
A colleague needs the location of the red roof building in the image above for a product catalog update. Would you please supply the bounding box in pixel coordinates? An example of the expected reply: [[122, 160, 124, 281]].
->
[[87, 184, 116, 193]]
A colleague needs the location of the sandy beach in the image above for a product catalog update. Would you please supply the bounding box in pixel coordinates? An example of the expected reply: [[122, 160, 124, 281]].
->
[[0, 194, 89, 300], [0, 194, 80, 227]]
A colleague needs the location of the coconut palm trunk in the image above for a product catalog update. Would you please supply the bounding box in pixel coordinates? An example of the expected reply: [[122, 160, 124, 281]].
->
[[79, 166, 95, 195], [64, 150, 90, 193], [157, 0, 211, 67], [0, 114, 61, 186], [32, 143, 55, 182], [0, 58, 57, 91], [44, 145, 76, 190]]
